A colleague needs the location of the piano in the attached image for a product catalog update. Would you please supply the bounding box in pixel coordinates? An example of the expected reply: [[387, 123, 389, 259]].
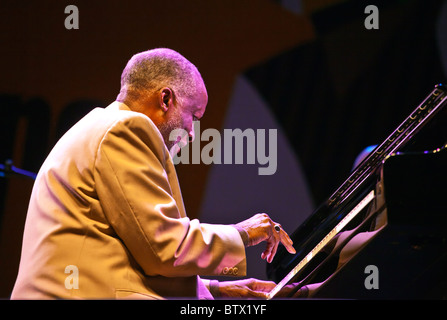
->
[[267, 84, 447, 299]]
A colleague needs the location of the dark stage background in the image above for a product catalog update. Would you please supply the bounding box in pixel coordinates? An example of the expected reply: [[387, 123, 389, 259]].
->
[[1, 0, 446, 298]]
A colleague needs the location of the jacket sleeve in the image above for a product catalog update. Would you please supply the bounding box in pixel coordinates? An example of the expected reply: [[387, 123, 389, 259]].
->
[[93, 113, 246, 277]]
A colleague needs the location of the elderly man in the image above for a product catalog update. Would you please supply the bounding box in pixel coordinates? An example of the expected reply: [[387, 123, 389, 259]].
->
[[11, 48, 295, 299]]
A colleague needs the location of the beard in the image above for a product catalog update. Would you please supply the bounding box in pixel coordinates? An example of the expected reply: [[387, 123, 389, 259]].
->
[[158, 108, 188, 157]]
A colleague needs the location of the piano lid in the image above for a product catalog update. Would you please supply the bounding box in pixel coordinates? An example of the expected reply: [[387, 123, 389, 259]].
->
[[267, 84, 447, 296]]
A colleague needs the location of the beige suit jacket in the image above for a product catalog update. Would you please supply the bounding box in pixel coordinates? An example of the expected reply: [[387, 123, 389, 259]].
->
[[11, 102, 246, 299]]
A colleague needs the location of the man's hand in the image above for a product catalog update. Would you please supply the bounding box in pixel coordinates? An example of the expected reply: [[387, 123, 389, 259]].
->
[[217, 278, 275, 299], [216, 278, 301, 299], [235, 213, 296, 263]]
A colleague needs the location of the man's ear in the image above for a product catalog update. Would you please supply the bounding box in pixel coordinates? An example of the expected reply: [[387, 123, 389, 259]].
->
[[159, 87, 173, 113]]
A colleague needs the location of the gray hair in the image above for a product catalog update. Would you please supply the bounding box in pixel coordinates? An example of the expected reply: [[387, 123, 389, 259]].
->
[[119, 48, 202, 104]]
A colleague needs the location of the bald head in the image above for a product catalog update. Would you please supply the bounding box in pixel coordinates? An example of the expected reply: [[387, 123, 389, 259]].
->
[[117, 48, 204, 105]]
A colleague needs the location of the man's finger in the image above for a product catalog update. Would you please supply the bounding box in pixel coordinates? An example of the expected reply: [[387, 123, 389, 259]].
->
[[262, 231, 279, 261], [279, 229, 296, 254], [261, 237, 274, 261], [267, 240, 279, 263]]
